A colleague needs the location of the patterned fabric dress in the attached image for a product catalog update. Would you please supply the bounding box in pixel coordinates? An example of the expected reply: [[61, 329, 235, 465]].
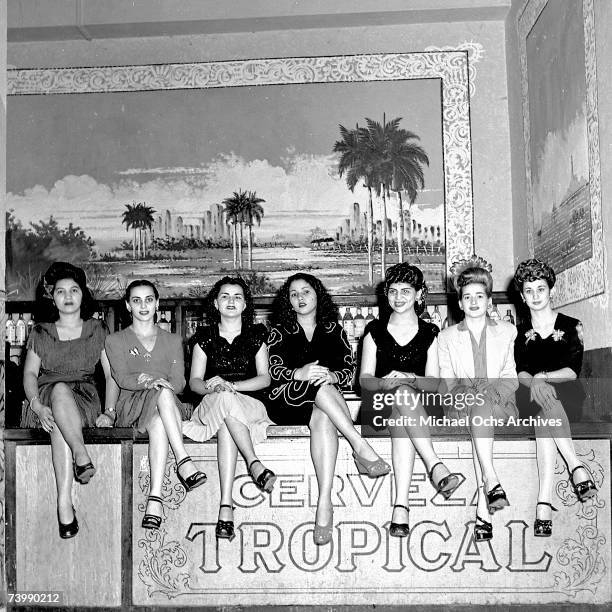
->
[[21, 319, 107, 428], [105, 327, 187, 433], [266, 321, 354, 425], [515, 312, 585, 420], [182, 323, 272, 443]]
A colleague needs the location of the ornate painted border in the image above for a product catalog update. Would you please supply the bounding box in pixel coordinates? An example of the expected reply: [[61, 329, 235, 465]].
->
[[7, 53, 474, 280], [517, 0, 605, 306]]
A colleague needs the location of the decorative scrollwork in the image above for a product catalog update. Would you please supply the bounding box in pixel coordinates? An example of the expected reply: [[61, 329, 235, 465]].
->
[[136, 455, 187, 514]]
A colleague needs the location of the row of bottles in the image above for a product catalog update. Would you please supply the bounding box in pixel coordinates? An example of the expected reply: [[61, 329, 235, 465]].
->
[[6, 313, 34, 346], [339, 306, 379, 341]]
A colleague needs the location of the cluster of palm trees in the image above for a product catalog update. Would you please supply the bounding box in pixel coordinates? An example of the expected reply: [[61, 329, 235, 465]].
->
[[333, 115, 429, 284], [222, 189, 265, 270], [122, 202, 156, 260]]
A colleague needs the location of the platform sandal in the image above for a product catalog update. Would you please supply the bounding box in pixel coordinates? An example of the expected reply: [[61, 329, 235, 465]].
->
[[216, 504, 236, 542], [534, 502, 557, 537], [142, 495, 164, 530], [176, 456, 207, 492], [389, 504, 410, 538]]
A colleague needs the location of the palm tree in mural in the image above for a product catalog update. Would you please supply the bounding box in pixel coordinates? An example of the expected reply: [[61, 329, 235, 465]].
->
[[135, 203, 156, 259], [122, 203, 140, 260], [388, 128, 429, 263], [334, 124, 377, 284], [223, 191, 248, 269], [243, 191, 265, 270]]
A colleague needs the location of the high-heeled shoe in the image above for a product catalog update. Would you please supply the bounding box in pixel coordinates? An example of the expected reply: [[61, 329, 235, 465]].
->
[[176, 457, 207, 492], [428, 462, 462, 500], [73, 460, 96, 485], [142, 495, 164, 530], [534, 502, 557, 537], [485, 483, 510, 514], [313, 510, 334, 546], [474, 515, 492, 541], [57, 506, 79, 539], [248, 459, 277, 493], [353, 450, 391, 478], [389, 504, 410, 538], [570, 465, 597, 502], [216, 504, 236, 542]]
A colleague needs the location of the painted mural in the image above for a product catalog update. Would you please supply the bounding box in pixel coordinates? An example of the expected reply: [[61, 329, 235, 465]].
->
[[7, 78, 444, 299]]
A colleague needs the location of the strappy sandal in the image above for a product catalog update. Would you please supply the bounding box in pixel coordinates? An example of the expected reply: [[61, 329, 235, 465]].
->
[[485, 483, 510, 514], [248, 459, 277, 493], [389, 504, 410, 538], [428, 461, 462, 500], [142, 495, 164, 530], [534, 502, 557, 537], [216, 504, 236, 542], [73, 461, 96, 485], [176, 457, 207, 492], [570, 465, 597, 502], [474, 515, 493, 541]]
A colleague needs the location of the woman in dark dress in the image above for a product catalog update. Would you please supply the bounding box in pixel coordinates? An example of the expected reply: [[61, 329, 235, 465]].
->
[[184, 277, 274, 542], [514, 259, 597, 537], [22, 262, 117, 539], [105, 280, 207, 531], [360, 263, 462, 537], [267, 273, 390, 545]]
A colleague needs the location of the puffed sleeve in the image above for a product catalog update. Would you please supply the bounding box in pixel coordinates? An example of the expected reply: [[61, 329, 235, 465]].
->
[[268, 325, 295, 383], [329, 323, 354, 388], [104, 333, 146, 391], [167, 333, 186, 393], [565, 319, 584, 377]]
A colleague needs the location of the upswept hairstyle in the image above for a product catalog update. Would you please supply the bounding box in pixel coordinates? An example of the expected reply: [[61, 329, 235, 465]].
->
[[513, 258, 556, 292], [383, 262, 428, 315], [34, 261, 96, 322], [455, 267, 493, 298], [204, 276, 255, 328], [271, 273, 338, 328], [124, 279, 159, 303]]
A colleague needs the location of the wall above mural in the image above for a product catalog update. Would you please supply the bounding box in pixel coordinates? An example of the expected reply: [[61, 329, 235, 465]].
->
[[7, 52, 474, 300]]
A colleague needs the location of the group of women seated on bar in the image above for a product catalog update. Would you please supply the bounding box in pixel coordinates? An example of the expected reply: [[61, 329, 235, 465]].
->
[[21, 257, 597, 546]]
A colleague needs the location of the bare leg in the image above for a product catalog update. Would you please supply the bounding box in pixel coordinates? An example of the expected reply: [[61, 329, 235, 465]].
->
[[471, 438, 489, 518], [49, 382, 90, 466], [534, 431, 557, 521], [217, 423, 238, 522], [224, 414, 268, 479], [314, 384, 380, 463], [145, 413, 169, 517], [49, 425, 75, 524], [543, 402, 587, 475], [469, 400, 499, 492], [156, 388, 198, 478], [390, 428, 415, 526], [309, 407, 339, 526], [394, 388, 453, 484]]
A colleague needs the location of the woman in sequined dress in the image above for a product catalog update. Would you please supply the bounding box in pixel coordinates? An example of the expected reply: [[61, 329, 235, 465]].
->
[[184, 277, 274, 542], [360, 263, 462, 537]]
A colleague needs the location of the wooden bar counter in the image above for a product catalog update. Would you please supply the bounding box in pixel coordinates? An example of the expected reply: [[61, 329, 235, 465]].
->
[[4, 425, 611, 609]]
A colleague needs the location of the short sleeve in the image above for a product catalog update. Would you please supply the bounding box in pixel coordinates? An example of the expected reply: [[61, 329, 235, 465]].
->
[[91, 319, 109, 353], [514, 324, 532, 374], [565, 319, 584, 377], [364, 319, 380, 345], [422, 320, 439, 345], [195, 326, 213, 354], [26, 324, 47, 357], [252, 323, 268, 349]]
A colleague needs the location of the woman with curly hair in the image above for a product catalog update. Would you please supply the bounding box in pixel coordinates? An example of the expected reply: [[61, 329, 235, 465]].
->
[[438, 256, 518, 542], [360, 263, 462, 537], [105, 280, 207, 531], [514, 258, 597, 537], [22, 262, 117, 539], [267, 273, 390, 545], [184, 277, 274, 542]]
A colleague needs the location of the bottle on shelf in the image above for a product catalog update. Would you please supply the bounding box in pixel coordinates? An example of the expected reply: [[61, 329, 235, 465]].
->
[[6, 315, 16, 346], [431, 305, 442, 330], [365, 306, 375, 322], [341, 307, 355, 341], [26, 315, 35, 338], [15, 313, 27, 346], [503, 309, 515, 325], [353, 307, 366, 338], [490, 305, 501, 321], [420, 306, 431, 322], [158, 311, 171, 332]]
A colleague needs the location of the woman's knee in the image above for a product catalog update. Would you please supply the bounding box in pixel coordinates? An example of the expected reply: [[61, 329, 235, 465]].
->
[[50, 382, 73, 404], [146, 412, 164, 434], [309, 406, 334, 433]]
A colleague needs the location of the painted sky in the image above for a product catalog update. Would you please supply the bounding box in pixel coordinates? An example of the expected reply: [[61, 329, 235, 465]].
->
[[8, 78, 444, 248]]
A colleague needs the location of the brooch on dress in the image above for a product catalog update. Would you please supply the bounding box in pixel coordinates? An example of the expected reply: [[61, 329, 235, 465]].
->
[[552, 329, 565, 342], [129, 345, 152, 362], [525, 329, 537, 343]]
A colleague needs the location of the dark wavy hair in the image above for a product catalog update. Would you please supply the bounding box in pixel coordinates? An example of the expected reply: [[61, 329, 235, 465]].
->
[[513, 258, 556, 292], [455, 267, 493, 298], [204, 276, 255, 328], [383, 263, 428, 316], [124, 279, 159, 304], [34, 261, 96, 322], [271, 273, 338, 328]]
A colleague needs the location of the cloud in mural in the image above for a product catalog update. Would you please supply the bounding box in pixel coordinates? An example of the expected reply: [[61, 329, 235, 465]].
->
[[8, 151, 443, 248]]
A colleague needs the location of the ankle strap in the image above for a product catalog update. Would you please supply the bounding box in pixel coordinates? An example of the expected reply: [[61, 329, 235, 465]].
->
[[248, 459, 262, 471], [147, 495, 164, 504], [219, 504, 235, 510], [393, 504, 409, 512], [570, 464, 591, 477], [536, 502, 558, 511], [428, 461, 443, 478], [176, 456, 191, 469], [475, 515, 492, 527]]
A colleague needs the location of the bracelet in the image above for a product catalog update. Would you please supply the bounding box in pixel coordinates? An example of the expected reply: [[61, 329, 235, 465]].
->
[[105, 410, 117, 422], [29, 394, 40, 408]]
